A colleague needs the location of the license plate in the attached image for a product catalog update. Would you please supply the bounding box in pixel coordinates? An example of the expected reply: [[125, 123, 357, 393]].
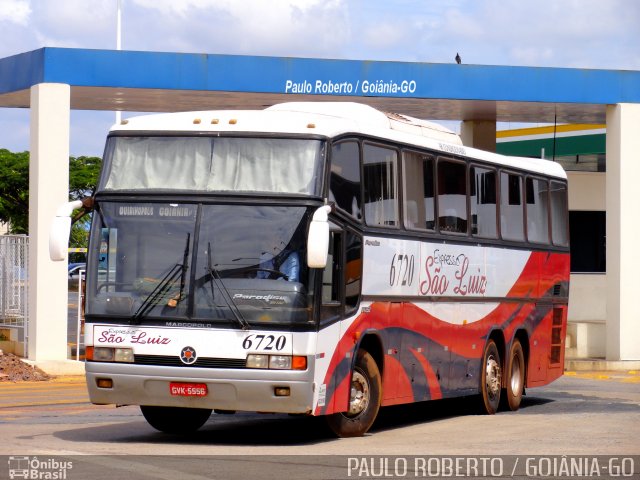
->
[[169, 382, 208, 397]]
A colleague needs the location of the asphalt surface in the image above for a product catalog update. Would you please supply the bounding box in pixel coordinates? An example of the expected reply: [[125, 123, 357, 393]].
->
[[1, 371, 639, 479]]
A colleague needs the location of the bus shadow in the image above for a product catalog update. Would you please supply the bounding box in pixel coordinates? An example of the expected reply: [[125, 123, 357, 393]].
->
[[369, 393, 555, 433], [54, 394, 561, 446], [520, 395, 555, 408], [371, 396, 478, 433], [54, 412, 337, 446], [194, 413, 335, 445]]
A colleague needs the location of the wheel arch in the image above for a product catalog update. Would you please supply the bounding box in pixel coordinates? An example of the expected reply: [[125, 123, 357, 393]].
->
[[354, 330, 384, 377], [513, 330, 530, 364], [487, 328, 506, 369]]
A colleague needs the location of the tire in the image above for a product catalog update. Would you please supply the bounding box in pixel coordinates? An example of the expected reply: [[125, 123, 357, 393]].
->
[[140, 405, 212, 434], [326, 350, 382, 437], [502, 339, 525, 411], [479, 339, 502, 415]]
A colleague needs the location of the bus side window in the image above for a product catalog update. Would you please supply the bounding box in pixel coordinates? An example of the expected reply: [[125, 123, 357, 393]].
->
[[320, 230, 361, 317], [470, 165, 497, 238], [321, 231, 343, 321], [550, 181, 569, 246], [322, 232, 342, 304], [330, 141, 362, 221], [526, 177, 550, 244], [403, 151, 435, 231], [363, 144, 399, 228], [344, 231, 362, 314], [437, 159, 468, 234], [500, 172, 525, 241]]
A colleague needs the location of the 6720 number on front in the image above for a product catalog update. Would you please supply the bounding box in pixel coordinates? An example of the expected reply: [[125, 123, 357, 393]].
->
[[241, 333, 291, 352]]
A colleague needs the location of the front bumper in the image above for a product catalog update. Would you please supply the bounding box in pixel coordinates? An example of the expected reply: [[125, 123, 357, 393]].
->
[[85, 359, 316, 414]]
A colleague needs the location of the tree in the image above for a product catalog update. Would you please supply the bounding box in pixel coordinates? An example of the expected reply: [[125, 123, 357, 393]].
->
[[69, 155, 102, 201], [0, 149, 29, 234], [68, 156, 102, 249], [0, 149, 102, 247]]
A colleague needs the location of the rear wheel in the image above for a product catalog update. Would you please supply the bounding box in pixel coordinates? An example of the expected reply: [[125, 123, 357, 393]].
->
[[503, 339, 525, 411], [140, 406, 212, 433], [326, 350, 381, 437], [479, 340, 502, 414]]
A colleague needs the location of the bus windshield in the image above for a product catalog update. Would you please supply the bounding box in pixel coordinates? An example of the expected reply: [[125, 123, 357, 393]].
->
[[99, 136, 325, 195], [86, 202, 315, 326]]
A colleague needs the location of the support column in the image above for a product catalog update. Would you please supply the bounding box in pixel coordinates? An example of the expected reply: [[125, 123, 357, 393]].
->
[[460, 120, 497, 152], [28, 83, 70, 361], [606, 103, 640, 361]]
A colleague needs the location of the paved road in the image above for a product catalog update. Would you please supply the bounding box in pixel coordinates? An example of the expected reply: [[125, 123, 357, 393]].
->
[[1, 372, 638, 455], [1, 372, 639, 479]]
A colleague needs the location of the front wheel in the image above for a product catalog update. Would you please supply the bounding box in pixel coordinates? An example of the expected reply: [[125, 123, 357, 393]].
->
[[326, 350, 382, 437], [479, 339, 502, 415], [140, 405, 212, 434]]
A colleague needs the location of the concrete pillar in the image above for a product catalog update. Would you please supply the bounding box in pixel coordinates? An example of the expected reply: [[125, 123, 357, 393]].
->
[[606, 103, 640, 361], [460, 120, 497, 152], [28, 83, 70, 361]]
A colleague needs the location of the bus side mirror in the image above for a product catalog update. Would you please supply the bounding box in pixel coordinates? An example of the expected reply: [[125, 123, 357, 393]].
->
[[49, 200, 83, 261], [307, 205, 332, 268]]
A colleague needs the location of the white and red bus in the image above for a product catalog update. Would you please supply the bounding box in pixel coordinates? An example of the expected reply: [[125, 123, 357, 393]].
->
[[51, 102, 569, 437]]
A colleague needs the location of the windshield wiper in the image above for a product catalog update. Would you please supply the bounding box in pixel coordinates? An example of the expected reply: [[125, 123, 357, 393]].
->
[[206, 241, 250, 330], [177, 233, 190, 306], [131, 234, 190, 324]]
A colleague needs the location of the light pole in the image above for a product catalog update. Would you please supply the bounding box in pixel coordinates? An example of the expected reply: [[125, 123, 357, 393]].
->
[[115, 0, 122, 125]]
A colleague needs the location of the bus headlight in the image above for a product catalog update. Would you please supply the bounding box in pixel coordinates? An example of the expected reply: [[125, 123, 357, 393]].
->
[[246, 354, 269, 369], [114, 348, 135, 363], [246, 354, 307, 370], [269, 355, 291, 369], [87, 346, 134, 363]]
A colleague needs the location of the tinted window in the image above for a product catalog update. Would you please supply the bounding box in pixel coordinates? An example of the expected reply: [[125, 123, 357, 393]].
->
[[526, 177, 550, 244], [438, 160, 467, 234], [470, 165, 497, 238], [403, 151, 435, 231], [500, 172, 525, 241], [330, 141, 362, 220], [86, 203, 315, 326], [345, 231, 362, 313], [551, 181, 569, 246], [102, 136, 324, 194], [363, 144, 398, 228], [322, 231, 341, 305]]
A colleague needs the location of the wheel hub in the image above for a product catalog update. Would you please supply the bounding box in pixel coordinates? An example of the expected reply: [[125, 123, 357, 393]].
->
[[348, 370, 370, 416], [485, 355, 501, 398]]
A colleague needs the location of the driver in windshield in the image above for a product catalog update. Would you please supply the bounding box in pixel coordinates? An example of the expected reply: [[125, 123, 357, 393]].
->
[[256, 241, 300, 282]]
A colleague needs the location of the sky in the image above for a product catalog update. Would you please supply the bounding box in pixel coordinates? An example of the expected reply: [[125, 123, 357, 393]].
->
[[0, 0, 638, 156]]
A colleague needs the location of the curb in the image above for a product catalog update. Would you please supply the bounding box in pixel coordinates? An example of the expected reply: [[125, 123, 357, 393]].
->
[[23, 359, 86, 376], [565, 358, 640, 372]]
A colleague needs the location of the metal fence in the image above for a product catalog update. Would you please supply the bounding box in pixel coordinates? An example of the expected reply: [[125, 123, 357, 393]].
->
[[0, 235, 28, 354]]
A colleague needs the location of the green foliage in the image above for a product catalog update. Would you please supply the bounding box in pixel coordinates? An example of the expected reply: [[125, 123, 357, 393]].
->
[[68, 156, 102, 249], [69, 216, 91, 249], [69, 156, 103, 201], [0, 149, 102, 245], [0, 149, 29, 234]]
